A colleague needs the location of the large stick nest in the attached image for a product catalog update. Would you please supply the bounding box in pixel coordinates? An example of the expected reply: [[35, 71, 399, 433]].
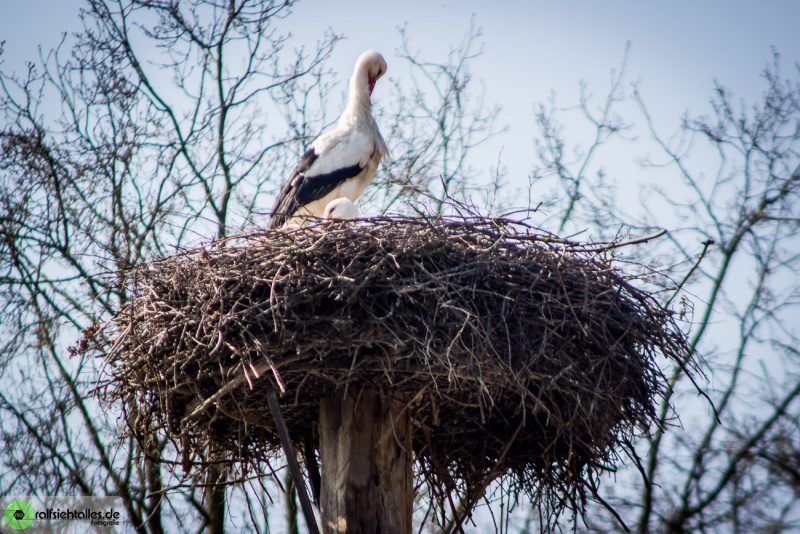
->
[[87, 216, 694, 520]]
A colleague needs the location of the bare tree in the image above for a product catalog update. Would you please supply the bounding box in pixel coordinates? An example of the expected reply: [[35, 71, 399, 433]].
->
[[0, 2, 503, 532], [530, 51, 800, 533], [0, 1, 338, 531], [367, 19, 505, 215]]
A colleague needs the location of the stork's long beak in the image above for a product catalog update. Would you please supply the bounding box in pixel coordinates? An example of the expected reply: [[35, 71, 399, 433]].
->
[[368, 79, 376, 95]]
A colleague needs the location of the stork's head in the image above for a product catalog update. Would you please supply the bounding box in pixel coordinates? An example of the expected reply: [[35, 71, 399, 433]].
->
[[323, 198, 359, 220], [354, 50, 387, 95]]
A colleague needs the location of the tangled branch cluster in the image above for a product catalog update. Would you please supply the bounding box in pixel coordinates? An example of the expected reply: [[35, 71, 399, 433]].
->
[[88, 216, 694, 521]]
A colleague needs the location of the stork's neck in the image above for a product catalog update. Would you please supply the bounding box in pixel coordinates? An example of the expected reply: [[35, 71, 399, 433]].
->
[[339, 74, 373, 126]]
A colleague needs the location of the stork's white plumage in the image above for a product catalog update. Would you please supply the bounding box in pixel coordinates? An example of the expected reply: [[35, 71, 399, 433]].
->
[[268, 50, 388, 229], [323, 197, 359, 220]]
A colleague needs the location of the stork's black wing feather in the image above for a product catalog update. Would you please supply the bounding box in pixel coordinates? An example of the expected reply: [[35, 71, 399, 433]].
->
[[294, 163, 363, 205], [268, 149, 317, 229], [268, 148, 363, 228]]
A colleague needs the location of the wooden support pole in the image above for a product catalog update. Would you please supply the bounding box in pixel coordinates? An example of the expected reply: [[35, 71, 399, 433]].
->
[[319, 390, 412, 534]]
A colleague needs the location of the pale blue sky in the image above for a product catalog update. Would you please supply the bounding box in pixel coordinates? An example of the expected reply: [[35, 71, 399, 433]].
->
[[2, 3, 798, 529], [4, 1, 799, 127], [3, 1, 798, 204]]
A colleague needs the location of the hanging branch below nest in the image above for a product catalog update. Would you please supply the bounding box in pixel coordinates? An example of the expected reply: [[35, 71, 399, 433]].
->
[[266, 386, 319, 534]]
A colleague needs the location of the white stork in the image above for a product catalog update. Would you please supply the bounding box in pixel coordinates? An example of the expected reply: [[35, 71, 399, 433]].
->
[[268, 50, 388, 229], [323, 197, 360, 220]]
